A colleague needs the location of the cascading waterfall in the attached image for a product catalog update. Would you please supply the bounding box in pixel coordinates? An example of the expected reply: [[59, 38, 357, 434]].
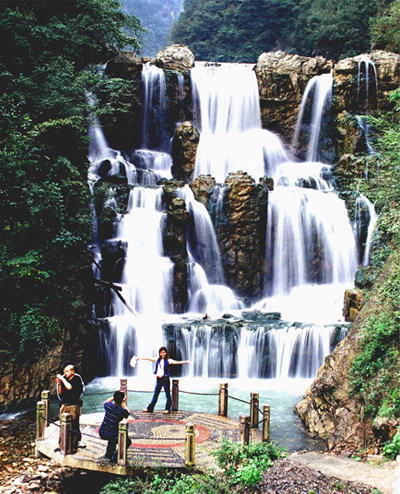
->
[[357, 55, 378, 112], [292, 73, 333, 162], [355, 55, 378, 163], [354, 194, 378, 266], [91, 61, 360, 381], [103, 187, 174, 376], [191, 63, 288, 182]]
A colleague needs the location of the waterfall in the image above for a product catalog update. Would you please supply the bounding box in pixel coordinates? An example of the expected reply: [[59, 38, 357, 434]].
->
[[354, 194, 378, 266], [292, 73, 333, 162], [357, 55, 378, 112], [90, 58, 359, 381], [87, 93, 137, 188], [141, 63, 169, 151], [102, 187, 174, 375], [191, 63, 289, 182], [179, 185, 225, 284]]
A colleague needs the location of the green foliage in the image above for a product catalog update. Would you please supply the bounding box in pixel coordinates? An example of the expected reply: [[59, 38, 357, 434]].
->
[[371, 0, 400, 53], [348, 89, 400, 420], [100, 440, 284, 493], [213, 439, 284, 486], [172, 0, 383, 62], [383, 431, 400, 459], [0, 0, 142, 361]]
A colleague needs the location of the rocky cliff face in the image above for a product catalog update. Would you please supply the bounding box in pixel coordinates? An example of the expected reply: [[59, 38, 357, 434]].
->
[[218, 172, 268, 299], [162, 180, 190, 313], [255, 51, 332, 140], [171, 121, 200, 181], [333, 50, 400, 158], [0, 320, 98, 412], [294, 258, 398, 452]]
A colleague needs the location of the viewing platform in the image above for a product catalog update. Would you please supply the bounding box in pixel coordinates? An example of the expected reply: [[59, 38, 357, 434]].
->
[[35, 381, 271, 474]]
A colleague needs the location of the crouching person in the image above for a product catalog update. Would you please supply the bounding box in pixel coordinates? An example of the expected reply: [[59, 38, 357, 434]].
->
[[99, 391, 132, 463]]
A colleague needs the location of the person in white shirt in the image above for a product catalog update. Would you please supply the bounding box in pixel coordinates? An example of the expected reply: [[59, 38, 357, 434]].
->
[[132, 347, 190, 414]]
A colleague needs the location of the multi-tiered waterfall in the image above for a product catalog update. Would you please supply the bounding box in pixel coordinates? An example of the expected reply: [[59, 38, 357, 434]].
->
[[89, 60, 376, 382]]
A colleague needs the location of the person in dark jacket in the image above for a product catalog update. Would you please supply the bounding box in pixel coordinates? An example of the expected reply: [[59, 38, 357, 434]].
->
[[55, 364, 85, 452], [133, 347, 190, 413], [99, 391, 132, 462]]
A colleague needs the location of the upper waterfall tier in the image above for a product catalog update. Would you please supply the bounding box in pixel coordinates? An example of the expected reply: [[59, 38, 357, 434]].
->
[[191, 63, 289, 182]]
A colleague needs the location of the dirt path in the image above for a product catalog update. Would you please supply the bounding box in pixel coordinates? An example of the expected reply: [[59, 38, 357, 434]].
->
[[288, 451, 399, 494]]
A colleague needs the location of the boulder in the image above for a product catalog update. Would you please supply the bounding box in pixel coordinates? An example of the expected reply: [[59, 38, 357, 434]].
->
[[162, 182, 190, 313], [155, 44, 195, 72], [172, 121, 200, 181], [343, 288, 364, 322], [334, 50, 400, 116], [218, 171, 268, 298], [190, 175, 216, 206], [255, 51, 332, 139]]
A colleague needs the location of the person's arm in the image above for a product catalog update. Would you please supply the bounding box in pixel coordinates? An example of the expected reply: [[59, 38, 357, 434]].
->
[[56, 373, 72, 390], [121, 396, 131, 415], [104, 396, 113, 403], [136, 356, 156, 362], [168, 359, 191, 365]]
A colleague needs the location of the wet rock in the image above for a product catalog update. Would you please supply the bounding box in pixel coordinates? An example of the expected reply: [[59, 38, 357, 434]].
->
[[255, 51, 332, 139], [162, 182, 190, 313], [334, 153, 367, 189], [171, 121, 200, 182], [155, 44, 195, 72], [189, 175, 216, 206], [333, 51, 400, 158], [343, 288, 364, 322], [372, 416, 400, 445], [218, 171, 268, 299]]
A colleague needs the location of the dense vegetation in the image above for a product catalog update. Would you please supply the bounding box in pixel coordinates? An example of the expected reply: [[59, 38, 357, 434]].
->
[[0, 0, 141, 362], [121, 0, 183, 56], [100, 440, 284, 494], [171, 0, 398, 62], [347, 90, 400, 430]]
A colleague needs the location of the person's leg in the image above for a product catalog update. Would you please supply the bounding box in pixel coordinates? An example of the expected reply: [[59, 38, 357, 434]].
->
[[58, 404, 66, 448], [106, 437, 117, 459], [69, 405, 81, 451], [147, 379, 163, 411], [163, 378, 172, 411]]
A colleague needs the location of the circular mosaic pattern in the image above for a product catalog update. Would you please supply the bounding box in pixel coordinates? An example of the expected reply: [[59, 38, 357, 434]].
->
[[128, 418, 210, 448]]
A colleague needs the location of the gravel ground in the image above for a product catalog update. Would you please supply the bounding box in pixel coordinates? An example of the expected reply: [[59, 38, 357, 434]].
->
[[255, 458, 377, 494]]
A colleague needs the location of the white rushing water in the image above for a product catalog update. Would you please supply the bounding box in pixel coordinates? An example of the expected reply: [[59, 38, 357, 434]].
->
[[292, 73, 333, 162], [354, 194, 378, 266], [191, 63, 288, 182], [90, 62, 365, 380]]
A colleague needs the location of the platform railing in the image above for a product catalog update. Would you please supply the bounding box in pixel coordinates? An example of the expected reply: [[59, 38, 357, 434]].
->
[[36, 380, 272, 468]]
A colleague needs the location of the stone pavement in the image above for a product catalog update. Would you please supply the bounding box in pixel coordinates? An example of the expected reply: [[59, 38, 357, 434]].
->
[[36, 410, 262, 474], [289, 451, 399, 494]]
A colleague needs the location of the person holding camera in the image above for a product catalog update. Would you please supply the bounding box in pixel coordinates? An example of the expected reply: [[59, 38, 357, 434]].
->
[[55, 364, 85, 453], [99, 391, 132, 463]]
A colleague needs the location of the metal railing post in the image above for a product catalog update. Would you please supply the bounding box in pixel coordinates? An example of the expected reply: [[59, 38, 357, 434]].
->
[[36, 400, 46, 441], [41, 390, 50, 426], [185, 422, 195, 467], [172, 379, 179, 411], [60, 412, 73, 455], [239, 415, 250, 446], [262, 404, 271, 442], [120, 378, 128, 406], [117, 419, 128, 466], [218, 382, 228, 417], [250, 392, 259, 428]]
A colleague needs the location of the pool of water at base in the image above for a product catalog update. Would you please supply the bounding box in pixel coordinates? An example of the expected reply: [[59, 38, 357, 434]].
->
[[49, 376, 325, 453]]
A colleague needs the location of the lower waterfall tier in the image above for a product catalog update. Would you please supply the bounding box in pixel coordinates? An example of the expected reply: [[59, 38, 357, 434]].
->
[[96, 311, 349, 379]]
